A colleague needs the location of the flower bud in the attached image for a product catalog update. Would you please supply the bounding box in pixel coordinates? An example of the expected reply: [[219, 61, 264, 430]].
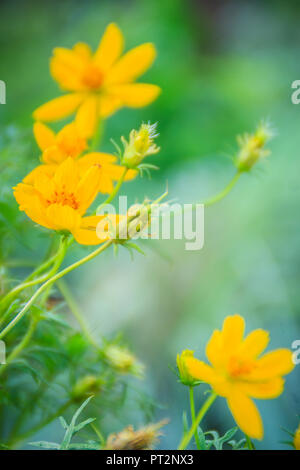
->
[[235, 122, 273, 172], [121, 122, 160, 168], [104, 344, 144, 377], [71, 375, 103, 401], [177, 350, 199, 386]]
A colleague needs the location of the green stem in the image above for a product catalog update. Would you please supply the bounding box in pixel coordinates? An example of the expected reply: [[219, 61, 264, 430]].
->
[[202, 171, 241, 207], [178, 391, 217, 450], [96, 167, 128, 213], [91, 119, 104, 151], [245, 434, 255, 450], [0, 240, 113, 340], [189, 386, 201, 449], [57, 280, 100, 350], [0, 237, 68, 315], [0, 316, 38, 378]]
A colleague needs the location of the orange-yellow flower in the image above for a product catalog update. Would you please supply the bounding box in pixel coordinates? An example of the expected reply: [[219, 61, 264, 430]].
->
[[33, 122, 87, 164], [294, 424, 300, 450], [13, 157, 113, 245], [33, 23, 161, 138], [26, 122, 137, 194], [185, 314, 294, 440]]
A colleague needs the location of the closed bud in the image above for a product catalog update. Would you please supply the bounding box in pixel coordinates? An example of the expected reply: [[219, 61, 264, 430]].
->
[[104, 344, 144, 377], [71, 375, 103, 401], [235, 122, 274, 172], [177, 350, 199, 386]]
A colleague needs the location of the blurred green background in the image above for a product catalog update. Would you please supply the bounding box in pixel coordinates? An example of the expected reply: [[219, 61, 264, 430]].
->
[[0, 0, 300, 449]]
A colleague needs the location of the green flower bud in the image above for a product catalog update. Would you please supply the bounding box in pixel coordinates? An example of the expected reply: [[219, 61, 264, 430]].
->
[[121, 122, 160, 169], [177, 350, 199, 386], [235, 122, 273, 172]]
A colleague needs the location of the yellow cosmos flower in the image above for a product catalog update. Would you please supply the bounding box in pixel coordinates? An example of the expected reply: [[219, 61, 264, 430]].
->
[[13, 157, 114, 245], [26, 122, 137, 194], [185, 314, 294, 440], [33, 23, 161, 138], [33, 121, 87, 164], [294, 424, 300, 450]]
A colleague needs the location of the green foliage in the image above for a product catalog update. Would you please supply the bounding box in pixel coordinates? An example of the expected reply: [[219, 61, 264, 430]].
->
[[30, 397, 101, 450]]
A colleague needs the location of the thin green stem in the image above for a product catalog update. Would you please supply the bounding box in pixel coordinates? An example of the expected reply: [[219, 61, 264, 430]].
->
[[0, 237, 69, 315], [0, 316, 38, 378], [189, 386, 201, 449], [57, 279, 100, 350], [178, 391, 217, 450], [202, 171, 241, 207], [90, 422, 105, 446], [96, 167, 128, 213], [245, 434, 255, 450], [0, 240, 113, 340], [91, 119, 104, 151]]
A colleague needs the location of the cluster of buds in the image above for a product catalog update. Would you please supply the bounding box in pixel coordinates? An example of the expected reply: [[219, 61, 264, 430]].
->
[[104, 420, 168, 450], [235, 122, 274, 172], [121, 122, 160, 169], [104, 344, 145, 377], [176, 350, 200, 387]]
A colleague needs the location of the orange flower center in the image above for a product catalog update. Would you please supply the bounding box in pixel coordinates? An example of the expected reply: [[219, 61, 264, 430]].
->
[[46, 190, 79, 210], [228, 356, 255, 378], [82, 64, 103, 89]]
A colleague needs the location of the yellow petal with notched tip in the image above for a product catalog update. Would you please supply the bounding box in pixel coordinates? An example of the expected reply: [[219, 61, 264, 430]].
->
[[107, 83, 161, 108], [33, 94, 83, 122], [93, 23, 124, 71], [105, 43, 156, 85], [33, 122, 56, 151]]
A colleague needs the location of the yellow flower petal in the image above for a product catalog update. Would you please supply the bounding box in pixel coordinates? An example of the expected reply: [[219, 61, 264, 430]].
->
[[23, 165, 56, 185], [13, 184, 51, 229], [46, 204, 81, 232], [251, 349, 294, 380], [240, 329, 269, 359], [42, 146, 65, 165], [73, 215, 108, 245], [93, 23, 124, 71], [75, 95, 98, 139], [107, 83, 161, 108], [77, 152, 136, 194], [52, 47, 86, 73], [33, 93, 83, 122], [205, 329, 223, 368], [185, 357, 218, 385], [54, 157, 79, 194], [73, 42, 92, 60], [227, 390, 263, 440], [75, 164, 102, 215], [238, 377, 284, 399], [33, 122, 56, 151], [105, 43, 156, 85], [221, 314, 245, 354], [50, 58, 85, 92], [98, 94, 122, 118]]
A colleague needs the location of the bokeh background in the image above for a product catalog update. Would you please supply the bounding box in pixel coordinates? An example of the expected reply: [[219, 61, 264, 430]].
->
[[0, 0, 300, 449]]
